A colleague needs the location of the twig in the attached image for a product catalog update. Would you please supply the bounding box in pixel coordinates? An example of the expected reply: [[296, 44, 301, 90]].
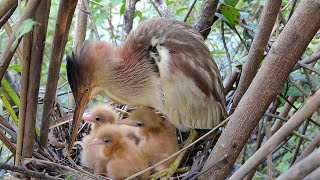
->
[[295, 132, 320, 164], [149, 0, 175, 19], [183, 0, 197, 22], [0, 0, 17, 19], [122, 0, 139, 40], [221, 22, 233, 80], [297, 61, 320, 76], [288, 76, 309, 97], [290, 120, 310, 166], [293, 52, 320, 70], [193, 0, 219, 39], [229, 88, 320, 179], [277, 148, 320, 180], [0, 162, 63, 180], [0, 0, 41, 81], [73, 0, 88, 49], [0, 3, 17, 28], [82, 0, 99, 39]]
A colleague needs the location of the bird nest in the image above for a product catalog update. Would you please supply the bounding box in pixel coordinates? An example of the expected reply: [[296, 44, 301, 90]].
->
[[24, 104, 224, 180]]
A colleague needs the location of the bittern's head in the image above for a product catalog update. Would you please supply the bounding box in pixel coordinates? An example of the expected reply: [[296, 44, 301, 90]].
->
[[82, 104, 118, 131], [66, 41, 117, 152], [119, 107, 167, 135], [90, 124, 128, 159]]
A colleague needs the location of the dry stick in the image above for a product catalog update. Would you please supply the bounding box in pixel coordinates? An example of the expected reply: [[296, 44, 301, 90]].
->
[[0, 162, 63, 180], [183, 0, 197, 22], [0, 0, 17, 19], [22, 0, 50, 160], [82, 0, 99, 39], [295, 132, 320, 164], [230, 0, 281, 113], [277, 148, 320, 180], [229, 88, 320, 179], [122, 0, 139, 40], [73, 0, 88, 49], [14, 0, 39, 166], [0, 0, 41, 81], [125, 117, 230, 180], [221, 22, 232, 78], [297, 61, 320, 76], [0, 130, 16, 154], [303, 166, 320, 180], [40, 0, 72, 148], [293, 52, 320, 70], [193, 0, 219, 39], [199, 1, 320, 179], [288, 76, 309, 97], [0, 3, 17, 28], [271, 96, 298, 134], [149, 0, 175, 19], [290, 120, 310, 166], [3, 22, 23, 62]]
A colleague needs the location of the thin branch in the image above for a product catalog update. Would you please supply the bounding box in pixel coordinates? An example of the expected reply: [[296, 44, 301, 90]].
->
[[277, 148, 320, 180], [0, 163, 63, 180], [0, 0, 17, 19], [295, 132, 320, 164], [221, 22, 233, 79], [82, 0, 99, 39], [231, 0, 281, 112], [193, 0, 219, 39], [297, 61, 320, 76], [293, 52, 320, 70], [149, 0, 175, 19], [73, 0, 88, 49], [183, 0, 197, 22], [0, 3, 17, 28], [0, 0, 41, 81], [122, 0, 139, 40], [290, 120, 310, 166], [229, 88, 320, 179]]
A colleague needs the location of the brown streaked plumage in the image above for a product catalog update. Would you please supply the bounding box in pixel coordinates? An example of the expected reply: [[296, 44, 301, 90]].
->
[[120, 107, 179, 172], [92, 124, 150, 179], [66, 18, 227, 151]]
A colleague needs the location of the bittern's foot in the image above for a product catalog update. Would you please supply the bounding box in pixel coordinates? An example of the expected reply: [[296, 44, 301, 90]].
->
[[149, 130, 197, 180]]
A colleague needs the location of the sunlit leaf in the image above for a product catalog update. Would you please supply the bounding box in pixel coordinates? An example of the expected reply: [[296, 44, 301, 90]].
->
[[175, 7, 188, 15], [219, 4, 240, 26], [0, 89, 19, 126], [225, 0, 239, 7], [1, 78, 20, 107]]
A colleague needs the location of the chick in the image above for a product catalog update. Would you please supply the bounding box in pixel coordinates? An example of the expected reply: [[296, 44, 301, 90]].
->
[[120, 107, 179, 172], [92, 124, 150, 179], [81, 103, 118, 172]]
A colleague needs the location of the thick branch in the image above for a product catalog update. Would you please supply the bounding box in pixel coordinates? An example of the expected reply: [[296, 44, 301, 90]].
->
[[73, 0, 88, 49], [22, 0, 51, 159], [0, 0, 17, 19], [193, 0, 219, 39], [40, 0, 76, 148], [229, 88, 320, 179], [199, 1, 320, 179], [149, 0, 175, 19], [277, 148, 320, 180], [231, 0, 281, 111], [122, 0, 139, 40]]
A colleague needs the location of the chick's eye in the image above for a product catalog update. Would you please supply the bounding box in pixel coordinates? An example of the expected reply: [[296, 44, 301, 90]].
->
[[103, 137, 112, 143], [95, 115, 101, 121], [136, 120, 144, 127]]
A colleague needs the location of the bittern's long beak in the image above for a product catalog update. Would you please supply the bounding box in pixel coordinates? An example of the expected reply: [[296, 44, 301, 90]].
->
[[82, 114, 96, 123], [67, 91, 91, 154]]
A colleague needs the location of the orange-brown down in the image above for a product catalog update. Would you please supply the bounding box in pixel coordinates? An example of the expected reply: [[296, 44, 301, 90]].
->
[[120, 107, 179, 172], [92, 124, 150, 179]]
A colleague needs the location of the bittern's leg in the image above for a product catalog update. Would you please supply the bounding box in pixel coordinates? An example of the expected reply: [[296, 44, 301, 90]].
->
[[149, 129, 197, 180]]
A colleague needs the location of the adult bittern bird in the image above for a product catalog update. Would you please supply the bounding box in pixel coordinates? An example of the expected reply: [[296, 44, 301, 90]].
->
[[120, 107, 179, 172], [67, 18, 227, 155], [91, 124, 150, 179]]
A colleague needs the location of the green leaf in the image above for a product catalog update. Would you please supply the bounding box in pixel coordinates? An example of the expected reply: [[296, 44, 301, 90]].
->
[[134, 11, 143, 20], [120, 0, 126, 15], [175, 7, 188, 15], [0, 89, 19, 126], [11, 19, 39, 51], [7, 65, 22, 72], [1, 78, 20, 107], [219, 4, 240, 26], [225, 0, 239, 7]]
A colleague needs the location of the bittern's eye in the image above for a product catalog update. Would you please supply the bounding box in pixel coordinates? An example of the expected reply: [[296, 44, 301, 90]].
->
[[95, 115, 101, 121], [136, 120, 144, 127], [103, 136, 112, 143], [84, 87, 89, 92]]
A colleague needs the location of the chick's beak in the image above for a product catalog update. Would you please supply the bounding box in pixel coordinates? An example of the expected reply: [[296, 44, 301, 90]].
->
[[82, 114, 96, 123], [68, 90, 91, 153], [119, 118, 137, 127]]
